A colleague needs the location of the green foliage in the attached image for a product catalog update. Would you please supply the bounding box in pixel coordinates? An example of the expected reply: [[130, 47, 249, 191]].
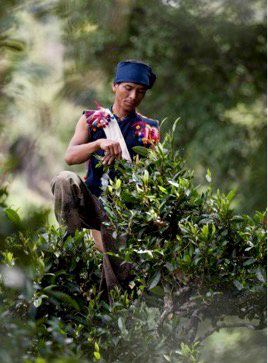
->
[[0, 129, 266, 362], [0, 2, 266, 358], [54, 0, 266, 213], [0, 0, 26, 130], [101, 132, 266, 329]]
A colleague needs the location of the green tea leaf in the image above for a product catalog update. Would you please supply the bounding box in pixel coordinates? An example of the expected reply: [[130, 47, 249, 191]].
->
[[143, 170, 149, 184], [48, 290, 80, 311], [115, 178, 122, 189], [158, 185, 168, 193], [94, 352, 101, 360], [148, 271, 161, 290], [160, 117, 168, 129], [33, 296, 43, 308], [4, 208, 21, 226], [256, 269, 266, 283], [118, 317, 125, 331], [206, 169, 211, 183], [163, 354, 171, 362], [233, 280, 243, 290], [227, 189, 236, 202], [183, 255, 191, 263], [150, 286, 164, 297], [132, 146, 150, 157], [168, 180, 179, 187], [172, 117, 181, 133], [243, 258, 256, 266], [94, 342, 99, 352]]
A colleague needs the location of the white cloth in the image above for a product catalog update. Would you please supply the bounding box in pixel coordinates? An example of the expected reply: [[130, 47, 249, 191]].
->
[[101, 108, 132, 162], [100, 108, 131, 188]]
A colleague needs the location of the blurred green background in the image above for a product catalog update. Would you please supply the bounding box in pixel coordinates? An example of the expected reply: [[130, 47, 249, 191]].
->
[[0, 0, 266, 361]]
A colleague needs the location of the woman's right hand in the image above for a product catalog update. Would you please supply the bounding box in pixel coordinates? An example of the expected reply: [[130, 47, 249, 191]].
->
[[97, 139, 122, 165], [98, 139, 122, 156]]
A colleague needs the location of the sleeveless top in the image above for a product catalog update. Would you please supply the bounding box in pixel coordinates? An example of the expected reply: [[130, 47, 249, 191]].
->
[[82, 108, 160, 197]]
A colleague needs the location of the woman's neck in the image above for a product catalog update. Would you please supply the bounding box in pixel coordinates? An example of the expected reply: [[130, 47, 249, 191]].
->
[[112, 104, 134, 120]]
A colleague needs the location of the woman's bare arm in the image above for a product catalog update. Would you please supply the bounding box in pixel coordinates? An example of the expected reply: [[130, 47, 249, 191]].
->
[[64, 115, 122, 165]]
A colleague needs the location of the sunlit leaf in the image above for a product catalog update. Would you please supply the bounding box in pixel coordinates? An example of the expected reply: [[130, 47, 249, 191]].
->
[[233, 280, 243, 290], [256, 269, 266, 283], [132, 146, 150, 157], [4, 208, 21, 226], [206, 169, 211, 183], [148, 271, 161, 290], [172, 117, 181, 133], [94, 352, 101, 360]]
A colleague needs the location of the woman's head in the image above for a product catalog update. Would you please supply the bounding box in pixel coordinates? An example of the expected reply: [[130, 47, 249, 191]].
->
[[114, 60, 156, 89], [112, 81, 147, 113]]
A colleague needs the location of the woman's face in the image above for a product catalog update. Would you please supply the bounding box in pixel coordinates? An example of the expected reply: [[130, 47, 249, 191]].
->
[[112, 82, 147, 113]]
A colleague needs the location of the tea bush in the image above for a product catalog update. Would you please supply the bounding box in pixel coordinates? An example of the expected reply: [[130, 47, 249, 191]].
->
[[0, 131, 266, 362]]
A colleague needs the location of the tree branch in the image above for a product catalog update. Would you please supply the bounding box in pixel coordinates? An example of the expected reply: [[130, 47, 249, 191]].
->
[[157, 280, 173, 330], [182, 308, 201, 343], [197, 322, 261, 344]]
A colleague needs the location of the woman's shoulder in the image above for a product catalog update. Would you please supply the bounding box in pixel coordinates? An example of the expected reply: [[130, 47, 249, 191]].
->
[[82, 108, 111, 129], [136, 112, 159, 128], [82, 109, 97, 126]]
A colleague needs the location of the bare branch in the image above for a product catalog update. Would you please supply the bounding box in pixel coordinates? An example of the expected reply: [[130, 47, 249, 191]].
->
[[158, 281, 173, 329], [174, 285, 190, 297], [174, 301, 197, 318], [197, 322, 261, 344], [182, 308, 201, 343]]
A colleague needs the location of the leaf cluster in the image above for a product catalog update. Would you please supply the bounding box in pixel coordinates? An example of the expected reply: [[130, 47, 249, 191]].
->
[[0, 130, 266, 362], [101, 131, 266, 331]]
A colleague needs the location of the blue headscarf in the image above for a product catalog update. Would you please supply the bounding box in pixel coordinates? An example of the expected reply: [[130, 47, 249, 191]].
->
[[114, 60, 156, 89]]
